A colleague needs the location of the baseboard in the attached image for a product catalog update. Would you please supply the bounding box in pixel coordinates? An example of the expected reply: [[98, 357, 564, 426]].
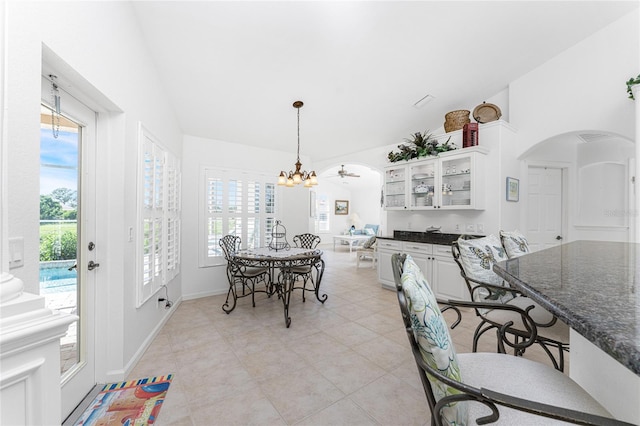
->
[[182, 288, 227, 300], [120, 296, 183, 379]]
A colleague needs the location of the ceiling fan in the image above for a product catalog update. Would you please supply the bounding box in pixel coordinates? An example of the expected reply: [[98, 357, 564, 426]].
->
[[337, 165, 360, 178]]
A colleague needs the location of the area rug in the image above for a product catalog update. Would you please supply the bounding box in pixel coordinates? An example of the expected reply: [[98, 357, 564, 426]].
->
[[72, 374, 173, 426]]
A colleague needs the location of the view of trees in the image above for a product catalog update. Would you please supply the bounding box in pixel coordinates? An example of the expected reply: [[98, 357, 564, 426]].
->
[[40, 187, 78, 261], [40, 187, 77, 220]]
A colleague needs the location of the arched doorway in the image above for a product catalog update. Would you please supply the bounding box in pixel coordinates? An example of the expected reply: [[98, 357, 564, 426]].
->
[[520, 131, 635, 245], [314, 163, 383, 239]]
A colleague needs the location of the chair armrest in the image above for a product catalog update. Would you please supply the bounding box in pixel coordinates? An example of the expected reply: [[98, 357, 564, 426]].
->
[[480, 388, 635, 426], [439, 298, 541, 352], [463, 274, 520, 299]]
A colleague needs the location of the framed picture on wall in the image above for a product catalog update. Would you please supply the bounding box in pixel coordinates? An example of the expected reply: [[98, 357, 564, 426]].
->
[[506, 177, 519, 202], [335, 200, 349, 215]]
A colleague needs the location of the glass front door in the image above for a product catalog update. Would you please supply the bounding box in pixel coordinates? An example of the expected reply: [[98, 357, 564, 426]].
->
[[40, 74, 98, 419], [39, 103, 81, 376]]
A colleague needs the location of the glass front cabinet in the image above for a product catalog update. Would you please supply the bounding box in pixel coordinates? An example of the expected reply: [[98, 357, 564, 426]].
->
[[383, 166, 408, 210], [384, 148, 486, 210]]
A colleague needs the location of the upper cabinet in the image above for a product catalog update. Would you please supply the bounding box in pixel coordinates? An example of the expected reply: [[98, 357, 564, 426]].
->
[[384, 147, 487, 210]]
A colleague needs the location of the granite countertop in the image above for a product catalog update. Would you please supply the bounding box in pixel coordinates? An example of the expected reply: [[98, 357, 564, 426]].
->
[[494, 240, 640, 376], [378, 230, 464, 245]]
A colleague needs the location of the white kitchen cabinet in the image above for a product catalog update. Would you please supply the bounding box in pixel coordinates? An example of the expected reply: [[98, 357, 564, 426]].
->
[[432, 244, 469, 300], [377, 239, 403, 288], [383, 166, 408, 210], [385, 147, 487, 211], [378, 239, 469, 301], [402, 241, 433, 283]]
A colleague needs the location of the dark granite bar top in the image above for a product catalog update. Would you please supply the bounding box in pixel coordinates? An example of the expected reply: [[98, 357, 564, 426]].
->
[[494, 240, 639, 376], [377, 230, 463, 245]]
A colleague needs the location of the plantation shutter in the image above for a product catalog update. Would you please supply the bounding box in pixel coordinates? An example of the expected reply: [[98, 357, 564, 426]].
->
[[137, 123, 181, 307], [199, 169, 278, 267]]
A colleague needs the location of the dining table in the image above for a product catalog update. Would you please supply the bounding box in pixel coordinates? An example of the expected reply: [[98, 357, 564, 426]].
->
[[493, 240, 640, 423], [231, 247, 326, 327]]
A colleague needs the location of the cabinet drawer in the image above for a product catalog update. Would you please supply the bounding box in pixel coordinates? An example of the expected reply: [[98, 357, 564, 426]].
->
[[377, 239, 403, 251], [403, 242, 433, 254], [433, 244, 454, 258]]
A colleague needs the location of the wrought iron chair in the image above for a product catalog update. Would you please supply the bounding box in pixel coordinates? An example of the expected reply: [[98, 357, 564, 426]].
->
[[451, 235, 569, 371], [219, 235, 270, 314], [392, 253, 630, 426], [289, 233, 326, 302]]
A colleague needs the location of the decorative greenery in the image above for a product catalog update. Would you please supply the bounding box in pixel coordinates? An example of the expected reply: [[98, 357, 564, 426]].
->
[[40, 229, 77, 261], [387, 130, 455, 163], [626, 73, 640, 100]]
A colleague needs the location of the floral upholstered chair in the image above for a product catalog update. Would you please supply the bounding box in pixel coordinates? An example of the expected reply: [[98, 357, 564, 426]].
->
[[451, 235, 569, 371], [392, 253, 628, 425]]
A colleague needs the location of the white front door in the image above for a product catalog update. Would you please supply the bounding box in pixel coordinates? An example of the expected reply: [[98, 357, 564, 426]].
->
[[41, 76, 98, 419], [526, 166, 564, 252]]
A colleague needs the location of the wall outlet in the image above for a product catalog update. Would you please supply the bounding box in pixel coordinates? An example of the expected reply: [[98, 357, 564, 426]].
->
[[476, 223, 484, 233], [465, 224, 476, 233], [455, 224, 461, 232]]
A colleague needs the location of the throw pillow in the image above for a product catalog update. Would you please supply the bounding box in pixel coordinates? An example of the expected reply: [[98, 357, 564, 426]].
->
[[456, 235, 513, 303], [499, 230, 530, 258], [402, 255, 467, 425], [362, 236, 376, 249], [364, 227, 376, 236]]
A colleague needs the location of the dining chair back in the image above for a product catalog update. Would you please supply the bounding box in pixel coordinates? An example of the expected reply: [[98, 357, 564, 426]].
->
[[290, 233, 324, 302], [219, 235, 270, 314], [293, 233, 321, 249]]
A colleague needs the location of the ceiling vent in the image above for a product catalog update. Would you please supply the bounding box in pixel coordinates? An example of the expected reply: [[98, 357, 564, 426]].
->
[[413, 94, 435, 108], [577, 133, 612, 144]]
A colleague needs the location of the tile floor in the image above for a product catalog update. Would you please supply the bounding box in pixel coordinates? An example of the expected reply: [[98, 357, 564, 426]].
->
[[128, 247, 567, 426]]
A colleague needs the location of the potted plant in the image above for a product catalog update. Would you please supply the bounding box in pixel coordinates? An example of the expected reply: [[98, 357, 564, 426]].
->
[[626, 73, 640, 100], [387, 130, 455, 163]]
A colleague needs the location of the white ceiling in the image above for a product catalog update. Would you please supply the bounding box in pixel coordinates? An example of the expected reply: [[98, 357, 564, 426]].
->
[[131, 1, 637, 162]]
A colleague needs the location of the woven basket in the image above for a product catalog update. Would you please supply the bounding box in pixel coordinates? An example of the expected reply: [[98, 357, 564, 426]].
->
[[444, 110, 471, 133]]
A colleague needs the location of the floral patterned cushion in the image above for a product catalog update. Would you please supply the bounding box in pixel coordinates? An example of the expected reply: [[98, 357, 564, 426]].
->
[[362, 236, 376, 249], [402, 255, 467, 425], [499, 230, 530, 258], [456, 235, 514, 303]]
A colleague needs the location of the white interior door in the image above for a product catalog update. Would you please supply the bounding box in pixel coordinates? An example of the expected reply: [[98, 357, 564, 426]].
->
[[41, 76, 97, 419], [526, 166, 563, 252]]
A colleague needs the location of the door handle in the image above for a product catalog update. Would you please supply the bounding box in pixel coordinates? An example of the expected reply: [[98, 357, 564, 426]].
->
[[88, 260, 100, 271], [555, 235, 563, 241]]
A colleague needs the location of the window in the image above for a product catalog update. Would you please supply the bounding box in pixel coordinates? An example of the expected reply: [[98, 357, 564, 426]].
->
[[200, 168, 278, 267], [317, 193, 330, 232], [136, 123, 181, 307]]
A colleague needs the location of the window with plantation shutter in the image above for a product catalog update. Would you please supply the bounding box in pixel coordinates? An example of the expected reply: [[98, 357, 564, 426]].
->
[[199, 168, 278, 267], [136, 123, 181, 307]]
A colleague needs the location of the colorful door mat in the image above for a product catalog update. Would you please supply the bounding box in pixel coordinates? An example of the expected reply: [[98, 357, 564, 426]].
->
[[71, 374, 173, 426]]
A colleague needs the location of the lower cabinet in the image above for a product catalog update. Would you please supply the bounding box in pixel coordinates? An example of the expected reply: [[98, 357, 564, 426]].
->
[[377, 239, 403, 289], [432, 245, 469, 300], [377, 239, 469, 301]]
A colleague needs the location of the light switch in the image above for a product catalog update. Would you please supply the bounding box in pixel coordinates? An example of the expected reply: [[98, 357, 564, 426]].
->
[[9, 237, 24, 269]]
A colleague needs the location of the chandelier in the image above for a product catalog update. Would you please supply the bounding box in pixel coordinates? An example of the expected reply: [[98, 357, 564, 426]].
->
[[278, 101, 318, 187]]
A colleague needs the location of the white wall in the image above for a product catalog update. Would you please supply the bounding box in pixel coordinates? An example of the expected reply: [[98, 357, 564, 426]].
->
[[510, 10, 638, 155], [5, 1, 182, 380], [510, 9, 638, 243], [180, 135, 312, 299]]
